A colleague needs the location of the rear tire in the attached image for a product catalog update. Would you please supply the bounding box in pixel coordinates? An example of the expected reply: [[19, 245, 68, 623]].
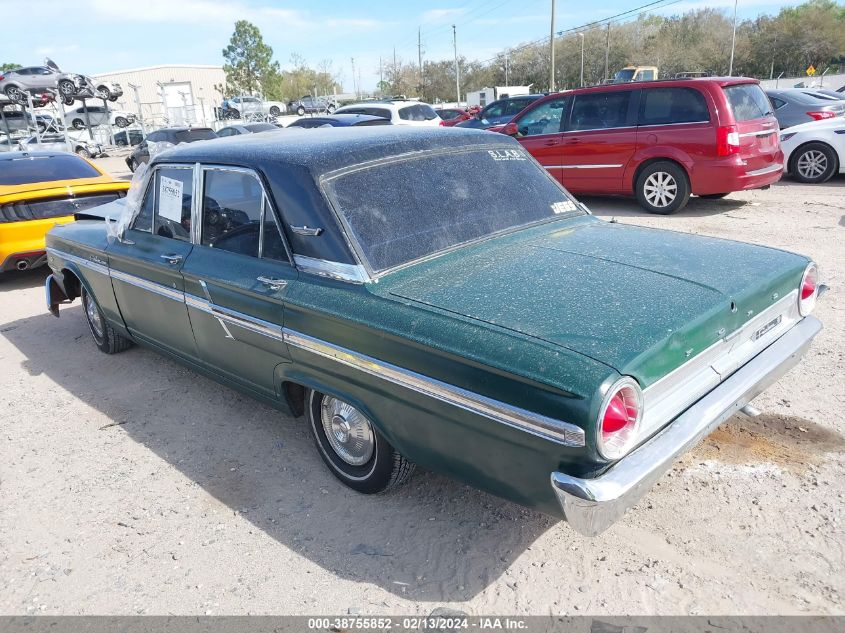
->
[[635, 161, 690, 214], [296, 106, 305, 116], [72, 119, 85, 130], [114, 116, 128, 128], [306, 389, 414, 494], [75, 147, 91, 158], [82, 288, 133, 354], [4, 85, 25, 103], [791, 142, 838, 184], [269, 106, 281, 116]]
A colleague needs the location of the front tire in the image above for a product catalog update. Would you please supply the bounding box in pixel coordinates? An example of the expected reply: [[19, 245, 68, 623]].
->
[[58, 79, 76, 97], [4, 85, 25, 103], [306, 389, 414, 494], [635, 161, 691, 214], [114, 116, 128, 128], [75, 147, 91, 158], [72, 118, 85, 130], [296, 106, 305, 116], [82, 288, 133, 354], [791, 142, 837, 184], [269, 106, 281, 116]]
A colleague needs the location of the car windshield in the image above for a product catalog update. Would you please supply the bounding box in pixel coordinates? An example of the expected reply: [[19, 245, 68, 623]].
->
[[0, 154, 100, 185], [323, 146, 582, 274], [613, 69, 635, 82], [173, 129, 217, 143]]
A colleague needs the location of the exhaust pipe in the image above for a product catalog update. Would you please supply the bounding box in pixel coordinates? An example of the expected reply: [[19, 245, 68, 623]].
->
[[16, 260, 29, 271]]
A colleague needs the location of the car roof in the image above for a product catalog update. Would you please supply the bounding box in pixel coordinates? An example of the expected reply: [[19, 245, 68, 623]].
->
[[158, 126, 511, 176], [299, 114, 389, 125]]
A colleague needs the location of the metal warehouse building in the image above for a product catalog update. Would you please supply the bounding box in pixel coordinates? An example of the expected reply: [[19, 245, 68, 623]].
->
[[91, 64, 225, 130]]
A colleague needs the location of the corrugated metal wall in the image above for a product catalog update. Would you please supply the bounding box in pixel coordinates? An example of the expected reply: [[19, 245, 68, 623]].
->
[[91, 65, 226, 129]]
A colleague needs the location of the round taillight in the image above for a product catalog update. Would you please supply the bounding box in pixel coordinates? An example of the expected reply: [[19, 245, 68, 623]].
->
[[798, 262, 819, 316], [597, 377, 643, 460]]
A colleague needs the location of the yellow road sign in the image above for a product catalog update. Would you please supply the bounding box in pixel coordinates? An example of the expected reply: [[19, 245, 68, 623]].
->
[[807, 65, 816, 76]]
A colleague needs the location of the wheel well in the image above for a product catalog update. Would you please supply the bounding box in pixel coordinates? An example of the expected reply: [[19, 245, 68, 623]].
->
[[61, 268, 82, 300], [788, 140, 838, 174], [283, 381, 306, 417], [632, 157, 689, 192]]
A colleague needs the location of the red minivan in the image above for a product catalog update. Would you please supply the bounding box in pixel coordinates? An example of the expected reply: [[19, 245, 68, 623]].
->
[[499, 78, 783, 213]]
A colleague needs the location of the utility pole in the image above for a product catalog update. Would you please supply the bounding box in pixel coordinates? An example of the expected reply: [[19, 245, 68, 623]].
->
[[379, 57, 383, 88], [418, 26, 423, 96], [605, 23, 610, 82], [728, 0, 738, 76], [549, 0, 556, 92], [350, 57, 357, 99], [579, 33, 585, 87], [452, 24, 460, 105], [505, 50, 510, 85]]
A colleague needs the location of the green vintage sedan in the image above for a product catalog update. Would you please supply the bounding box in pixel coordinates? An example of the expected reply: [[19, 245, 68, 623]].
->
[[44, 127, 824, 535]]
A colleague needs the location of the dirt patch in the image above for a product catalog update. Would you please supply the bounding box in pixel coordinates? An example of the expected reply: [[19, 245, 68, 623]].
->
[[694, 413, 845, 472]]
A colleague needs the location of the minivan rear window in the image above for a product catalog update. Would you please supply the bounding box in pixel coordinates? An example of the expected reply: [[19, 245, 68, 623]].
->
[[723, 84, 773, 121], [640, 88, 710, 125]]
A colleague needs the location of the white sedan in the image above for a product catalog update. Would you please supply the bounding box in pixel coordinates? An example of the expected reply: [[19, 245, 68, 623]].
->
[[780, 118, 845, 183], [64, 104, 136, 129]]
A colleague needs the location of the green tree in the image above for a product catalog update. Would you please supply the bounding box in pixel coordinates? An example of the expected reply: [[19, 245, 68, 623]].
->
[[222, 20, 280, 96], [1, 62, 20, 72]]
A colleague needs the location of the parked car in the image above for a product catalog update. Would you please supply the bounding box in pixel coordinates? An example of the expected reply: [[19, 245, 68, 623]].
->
[[16, 134, 104, 158], [0, 150, 128, 274], [456, 95, 544, 130], [125, 127, 217, 171], [288, 95, 337, 116], [0, 61, 86, 103], [113, 129, 144, 147], [779, 117, 845, 183], [216, 122, 282, 136], [334, 100, 441, 127], [222, 95, 287, 119], [766, 89, 845, 129], [286, 114, 391, 128], [44, 127, 823, 535], [0, 108, 60, 134], [436, 107, 475, 126], [499, 78, 783, 214], [64, 105, 136, 129]]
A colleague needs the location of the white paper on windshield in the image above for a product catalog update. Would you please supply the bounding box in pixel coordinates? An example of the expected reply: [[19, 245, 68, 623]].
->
[[158, 176, 183, 222]]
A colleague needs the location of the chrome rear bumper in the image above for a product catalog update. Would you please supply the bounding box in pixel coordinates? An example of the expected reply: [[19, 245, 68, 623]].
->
[[551, 315, 822, 536]]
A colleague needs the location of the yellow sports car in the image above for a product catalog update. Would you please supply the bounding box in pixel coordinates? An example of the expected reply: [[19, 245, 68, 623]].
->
[[0, 150, 129, 274]]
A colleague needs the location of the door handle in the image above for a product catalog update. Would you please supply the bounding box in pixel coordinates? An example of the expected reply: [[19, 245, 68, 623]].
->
[[160, 253, 183, 265], [544, 139, 559, 146], [564, 137, 580, 145], [257, 276, 288, 291]]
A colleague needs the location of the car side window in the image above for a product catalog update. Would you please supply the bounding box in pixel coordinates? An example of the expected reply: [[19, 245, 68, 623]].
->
[[504, 99, 529, 116], [131, 179, 155, 232], [483, 102, 506, 119], [516, 97, 569, 137], [570, 91, 632, 131], [770, 96, 786, 110], [153, 167, 193, 242], [639, 88, 710, 126]]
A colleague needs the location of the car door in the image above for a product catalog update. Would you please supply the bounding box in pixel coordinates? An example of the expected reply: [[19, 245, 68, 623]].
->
[[511, 95, 571, 183], [29, 67, 54, 90], [181, 165, 297, 398], [560, 88, 638, 193], [107, 164, 200, 361]]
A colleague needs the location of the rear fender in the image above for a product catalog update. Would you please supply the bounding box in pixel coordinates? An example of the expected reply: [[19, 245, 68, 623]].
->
[[625, 148, 694, 193]]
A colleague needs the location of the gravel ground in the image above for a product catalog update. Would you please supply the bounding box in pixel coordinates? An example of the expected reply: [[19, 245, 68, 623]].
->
[[0, 160, 843, 616]]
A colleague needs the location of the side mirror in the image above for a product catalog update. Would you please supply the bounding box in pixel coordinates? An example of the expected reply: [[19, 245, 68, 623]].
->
[[502, 121, 519, 136]]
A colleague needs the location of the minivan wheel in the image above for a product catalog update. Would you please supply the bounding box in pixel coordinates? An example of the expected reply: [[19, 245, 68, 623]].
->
[[792, 142, 837, 184], [635, 161, 690, 214], [306, 389, 415, 494]]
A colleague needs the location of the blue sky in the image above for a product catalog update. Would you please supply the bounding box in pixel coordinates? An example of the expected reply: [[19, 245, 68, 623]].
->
[[0, 0, 801, 91]]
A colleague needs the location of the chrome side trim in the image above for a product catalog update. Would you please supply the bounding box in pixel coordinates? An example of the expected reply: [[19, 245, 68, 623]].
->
[[185, 293, 286, 343], [739, 129, 776, 138], [746, 162, 783, 177], [109, 267, 185, 303], [544, 164, 623, 170], [637, 120, 710, 128], [640, 290, 800, 440], [552, 315, 822, 536], [283, 329, 586, 447], [46, 247, 109, 277], [293, 254, 370, 283]]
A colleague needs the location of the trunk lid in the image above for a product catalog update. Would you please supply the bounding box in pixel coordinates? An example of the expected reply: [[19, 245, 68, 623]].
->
[[721, 82, 780, 171], [381, 217, 807, 387]]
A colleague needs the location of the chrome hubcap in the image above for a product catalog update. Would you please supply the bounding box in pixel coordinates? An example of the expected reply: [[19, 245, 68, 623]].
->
[[643, 171, 677, 208], [797, 150, 827, 179], [320, 396, 374, 466], [84, 293, 103, 339]]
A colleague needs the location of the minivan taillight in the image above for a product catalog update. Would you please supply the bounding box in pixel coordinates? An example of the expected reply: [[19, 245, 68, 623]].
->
[[716, 125, 740, 156], [806, 111, 835, 121]]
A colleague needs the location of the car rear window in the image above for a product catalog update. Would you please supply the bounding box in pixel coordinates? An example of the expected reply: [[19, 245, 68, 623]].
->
[[173, 129, 217, 143], [323, 146, 581, 273], [0, 154, 100, 185], [723, 84, 773, 121], [340, 107, 392, 119], [639, 87, 710, 125], [398, 104, 438, 121]]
